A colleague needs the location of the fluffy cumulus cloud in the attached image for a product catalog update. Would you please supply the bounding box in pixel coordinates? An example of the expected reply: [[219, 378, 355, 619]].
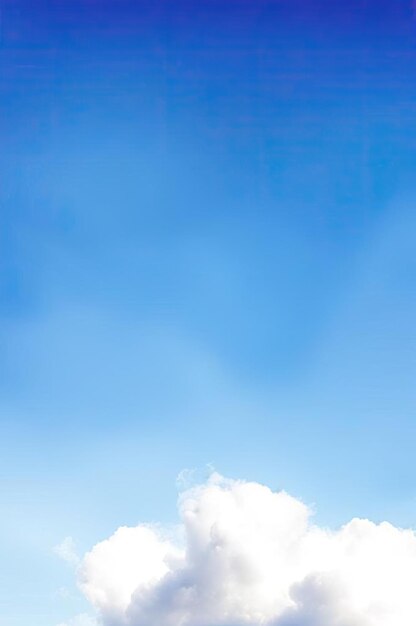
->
[[78, 474, 416, 626]]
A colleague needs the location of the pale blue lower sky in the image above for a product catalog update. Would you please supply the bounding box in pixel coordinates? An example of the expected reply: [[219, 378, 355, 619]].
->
[[1, 192, 416, 626]]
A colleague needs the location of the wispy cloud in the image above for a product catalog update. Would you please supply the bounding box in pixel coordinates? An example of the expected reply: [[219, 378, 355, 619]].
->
[[56, 614, 97, 626], [54, 536, 80, 568], [77, 473, 416, 626]]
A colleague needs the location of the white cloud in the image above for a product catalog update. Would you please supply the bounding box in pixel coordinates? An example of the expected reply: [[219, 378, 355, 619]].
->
[[77, 474, 416, 626], [54, 536, 80, 567]]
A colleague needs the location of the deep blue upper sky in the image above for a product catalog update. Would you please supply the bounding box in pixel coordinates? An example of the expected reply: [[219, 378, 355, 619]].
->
[[1, 2, 416, 625], [2, 0, 415, 367]]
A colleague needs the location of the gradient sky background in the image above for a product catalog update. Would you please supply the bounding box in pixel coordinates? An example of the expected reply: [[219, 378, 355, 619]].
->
[[1, 1, 416, 625]]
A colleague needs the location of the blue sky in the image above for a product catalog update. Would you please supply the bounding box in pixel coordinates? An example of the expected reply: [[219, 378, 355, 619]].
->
[[1, 1, 416, 625]]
